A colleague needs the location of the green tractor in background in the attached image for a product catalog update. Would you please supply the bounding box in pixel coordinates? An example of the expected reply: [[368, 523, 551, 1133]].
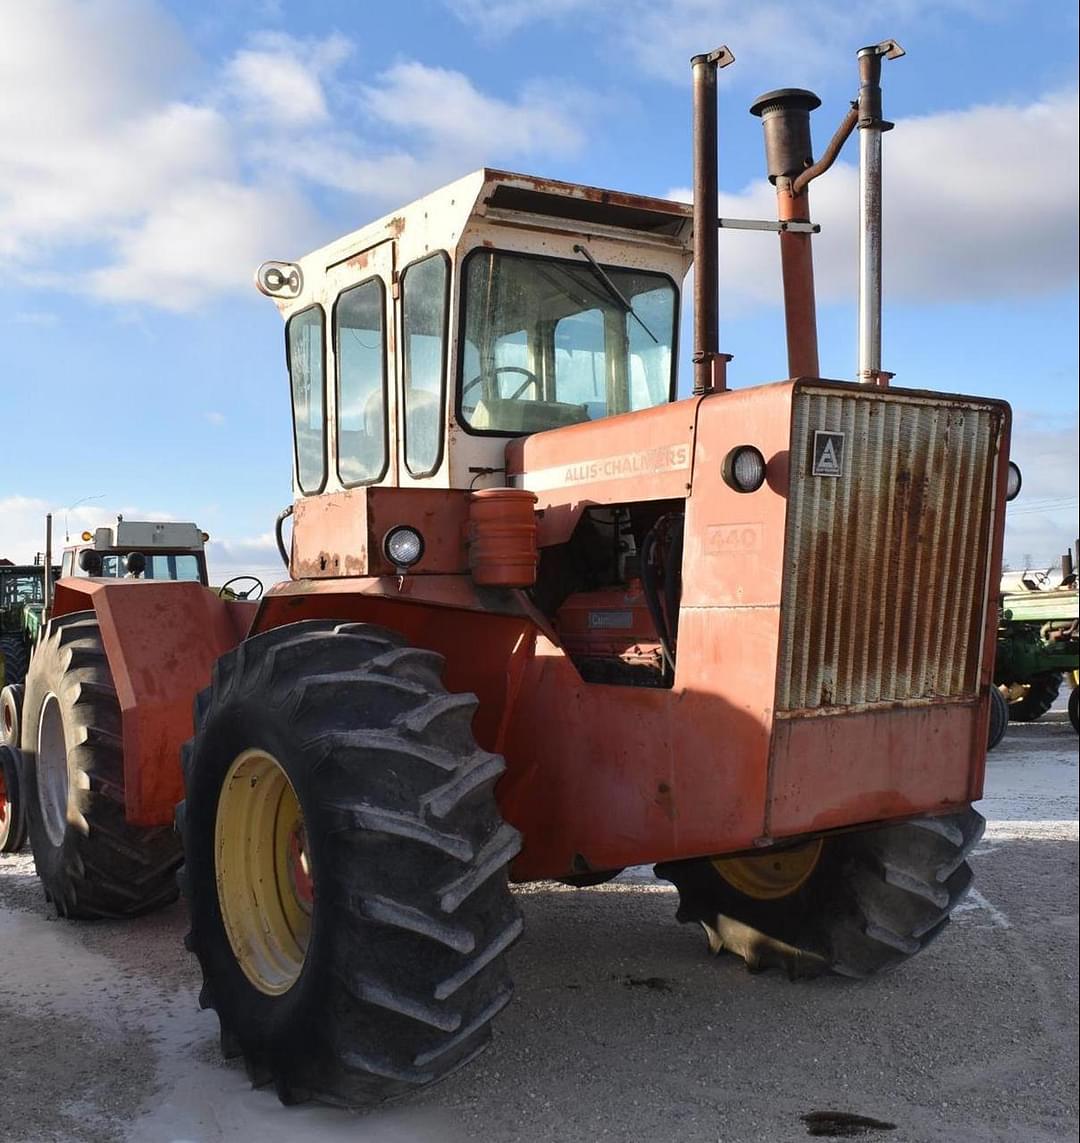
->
[[994, 542, 1079, 733], [1, 559, 56, 853], [0, 560, 56, 688]]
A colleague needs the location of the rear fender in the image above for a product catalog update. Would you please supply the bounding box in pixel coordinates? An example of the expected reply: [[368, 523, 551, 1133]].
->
[[50, 578, 255, 826]]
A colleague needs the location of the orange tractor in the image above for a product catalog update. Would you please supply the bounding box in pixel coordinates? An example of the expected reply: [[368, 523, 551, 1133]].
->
[[16, 42, 1017, 1106]]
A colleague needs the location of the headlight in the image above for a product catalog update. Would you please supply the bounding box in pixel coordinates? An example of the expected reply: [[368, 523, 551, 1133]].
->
[[383, 525, 425, 570], [722, 446, 767, 493], [1005, 461, 1022, 502]]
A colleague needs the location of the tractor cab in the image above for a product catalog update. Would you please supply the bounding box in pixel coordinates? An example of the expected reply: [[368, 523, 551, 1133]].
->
[[260, 170, 691, 499], [0, 562, 53, 615], [61, 520, 209, 585]]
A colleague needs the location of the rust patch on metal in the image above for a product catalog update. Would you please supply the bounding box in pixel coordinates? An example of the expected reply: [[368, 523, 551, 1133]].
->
[[655, 781, 676, 821]]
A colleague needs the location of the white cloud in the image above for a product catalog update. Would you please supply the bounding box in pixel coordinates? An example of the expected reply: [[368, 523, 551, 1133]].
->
[[89, 180, 319, 311], [203, 411, 226, 427], [1, 4, 588, 311], [264, 63, 587, 205], [223, 31, 350, 127], [668, 90, 1079, 313], [363, 62, 585, 158]]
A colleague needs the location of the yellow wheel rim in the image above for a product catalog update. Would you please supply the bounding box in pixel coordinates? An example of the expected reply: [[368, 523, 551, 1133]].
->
[[215, 749, 313, 996], [711, 838, 824, 900]]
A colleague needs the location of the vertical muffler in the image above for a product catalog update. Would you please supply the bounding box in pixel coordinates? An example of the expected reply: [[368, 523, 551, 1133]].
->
[[750, 88, 822, 379]]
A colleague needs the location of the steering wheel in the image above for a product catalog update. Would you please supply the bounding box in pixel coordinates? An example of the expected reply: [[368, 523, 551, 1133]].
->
[[218, 575, 264, 601], [462, 365, 540, 405]]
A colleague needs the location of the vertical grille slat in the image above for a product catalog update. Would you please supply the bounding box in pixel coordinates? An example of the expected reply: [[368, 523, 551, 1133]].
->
[[776, 387, 1004, 713]]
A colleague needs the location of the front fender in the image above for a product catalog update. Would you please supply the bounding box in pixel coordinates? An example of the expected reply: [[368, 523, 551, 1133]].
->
[[50, 578, 255, 825]]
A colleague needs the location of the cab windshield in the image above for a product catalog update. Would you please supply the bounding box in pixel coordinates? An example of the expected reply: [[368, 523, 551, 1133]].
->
[[459, 249, 677, 435], [90, 553, 205, 582]]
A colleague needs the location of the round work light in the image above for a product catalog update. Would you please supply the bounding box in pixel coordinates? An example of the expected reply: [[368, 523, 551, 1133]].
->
[[383, 526, 425, 570], [722, 446, 767, 493]]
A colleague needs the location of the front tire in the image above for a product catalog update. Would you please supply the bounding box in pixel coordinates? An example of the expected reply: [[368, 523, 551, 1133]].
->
[[1006, 672, 1062, 722], [20, 611, 182, 917], [178, 620, 522, 1107], [1069, 685, 1079, 734], [656, 808, 984, 979]]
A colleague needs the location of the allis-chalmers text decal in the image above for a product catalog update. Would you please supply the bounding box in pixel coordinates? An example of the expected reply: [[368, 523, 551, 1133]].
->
[[526, 443, 691, 493]]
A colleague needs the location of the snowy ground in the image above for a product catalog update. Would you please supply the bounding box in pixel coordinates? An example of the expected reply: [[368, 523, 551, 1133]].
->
[[1, 712, 1076, 1143]]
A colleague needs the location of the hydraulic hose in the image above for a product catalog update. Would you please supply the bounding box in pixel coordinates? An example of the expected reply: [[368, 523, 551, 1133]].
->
[[274, 504, 294, 569]]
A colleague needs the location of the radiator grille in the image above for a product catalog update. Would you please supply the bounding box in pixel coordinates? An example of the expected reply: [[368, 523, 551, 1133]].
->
[[776, 387, 1005, 713]]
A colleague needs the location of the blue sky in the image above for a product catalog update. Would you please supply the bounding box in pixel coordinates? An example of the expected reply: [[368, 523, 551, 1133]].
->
[[2, 0, 1077, 580]]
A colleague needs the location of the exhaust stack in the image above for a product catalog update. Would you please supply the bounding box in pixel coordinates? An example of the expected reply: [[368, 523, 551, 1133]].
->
[[44, 513, 54, 613], [750, 88, 822, 379], [690, 46, 734, 396], [856, 40, 905, 386]]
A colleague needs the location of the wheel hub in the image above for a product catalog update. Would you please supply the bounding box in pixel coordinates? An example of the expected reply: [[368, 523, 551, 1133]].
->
[[215, 749, 313, 996], [36, 694, 70, 847], [711, 838, 824, 900]]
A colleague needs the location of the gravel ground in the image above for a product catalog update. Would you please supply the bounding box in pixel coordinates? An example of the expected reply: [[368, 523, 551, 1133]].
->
[[1, 712, 1076, 1143]]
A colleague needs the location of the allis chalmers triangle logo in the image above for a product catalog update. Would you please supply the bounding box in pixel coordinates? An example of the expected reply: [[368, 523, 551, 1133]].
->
[[812, 430, 845, 477]]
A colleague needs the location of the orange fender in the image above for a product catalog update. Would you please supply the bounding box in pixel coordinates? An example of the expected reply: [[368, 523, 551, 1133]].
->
[[50, 579, 255, 826]]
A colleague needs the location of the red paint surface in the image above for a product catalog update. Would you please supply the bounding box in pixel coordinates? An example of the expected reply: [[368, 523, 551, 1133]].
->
[[51, 580, 254, 825]]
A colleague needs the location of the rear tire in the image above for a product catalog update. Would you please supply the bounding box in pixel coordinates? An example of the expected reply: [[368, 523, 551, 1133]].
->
[[656, 808, 984, 979], [1006, 672, 1062, 722], [178, 620, 522, 1107], [1, 744, 27, 852], [1069, 685, 1079, 734], [20, 611, 182, 917], [0, 635, 29, 688]]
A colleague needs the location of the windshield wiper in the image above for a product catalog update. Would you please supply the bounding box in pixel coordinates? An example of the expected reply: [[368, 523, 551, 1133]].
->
[[572, 244, 658, 344]]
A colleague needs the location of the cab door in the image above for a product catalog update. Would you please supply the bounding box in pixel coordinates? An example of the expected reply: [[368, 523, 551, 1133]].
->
[[324, 241, 397, 490]]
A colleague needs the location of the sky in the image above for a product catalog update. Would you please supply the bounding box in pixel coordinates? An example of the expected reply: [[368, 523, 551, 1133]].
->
[[1, 0, 1077, 583]]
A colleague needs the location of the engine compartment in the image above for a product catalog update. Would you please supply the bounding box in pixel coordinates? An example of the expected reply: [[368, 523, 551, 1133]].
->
[[535, 502, 685, 687]]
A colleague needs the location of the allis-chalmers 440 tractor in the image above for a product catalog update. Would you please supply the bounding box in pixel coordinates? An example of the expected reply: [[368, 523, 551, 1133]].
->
[[15, 44, 1018, 1107]]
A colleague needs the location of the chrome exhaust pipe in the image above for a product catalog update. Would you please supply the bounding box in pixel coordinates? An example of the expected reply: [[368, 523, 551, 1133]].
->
[[856, 40, 904, 387]]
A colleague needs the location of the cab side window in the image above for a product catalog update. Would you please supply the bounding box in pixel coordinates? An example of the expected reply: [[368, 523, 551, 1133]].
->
[[335, 279, 387, 485], [286, 306, 326, 494], [401, 254, 448, 477]]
